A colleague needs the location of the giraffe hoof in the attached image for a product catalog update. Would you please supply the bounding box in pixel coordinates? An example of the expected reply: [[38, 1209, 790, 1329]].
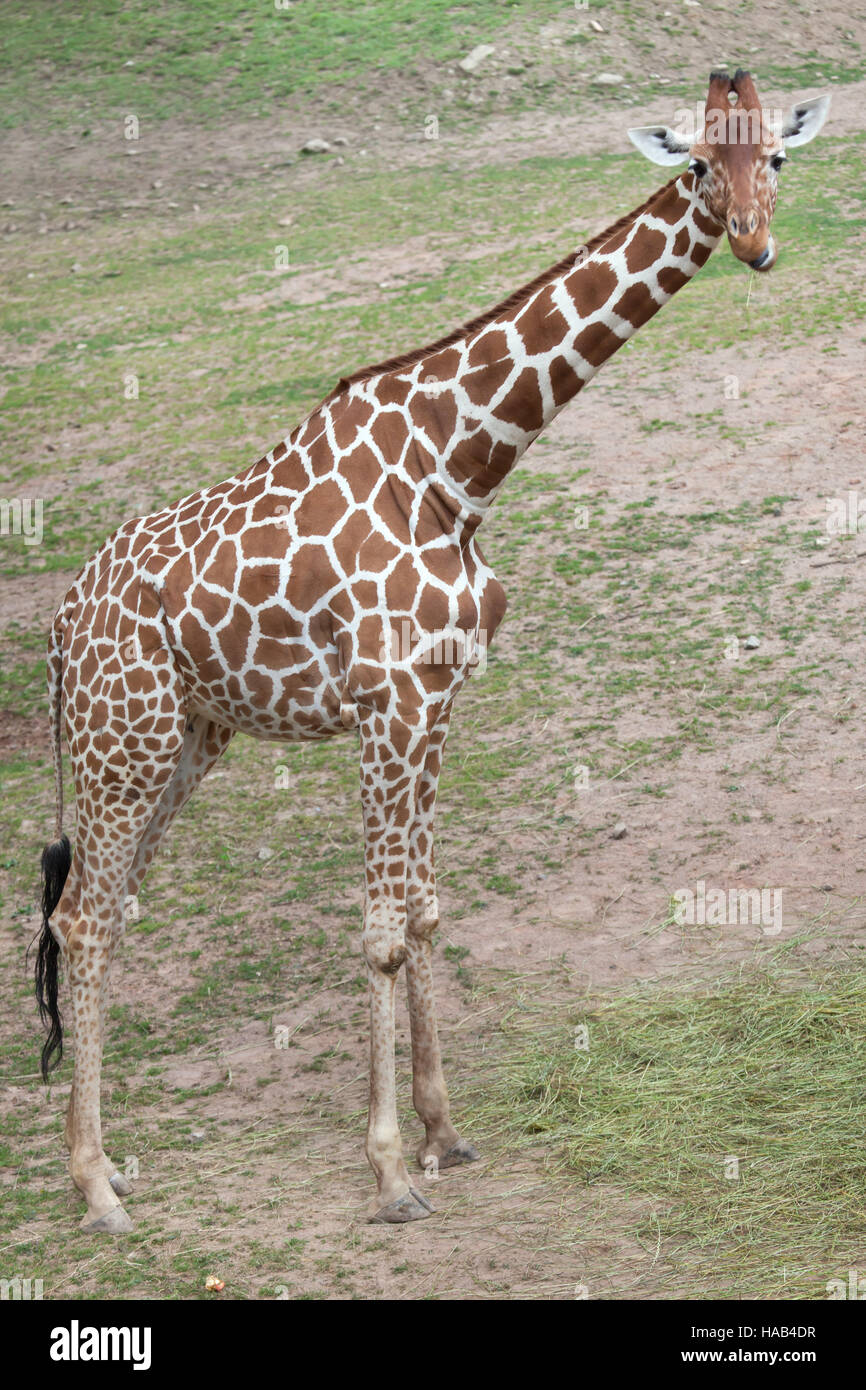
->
[[81, 1205, 134, 1235], [109, 1171, 133, 1197], [440, 1139, 480, 1168], [369, 1187, 435, 1224]]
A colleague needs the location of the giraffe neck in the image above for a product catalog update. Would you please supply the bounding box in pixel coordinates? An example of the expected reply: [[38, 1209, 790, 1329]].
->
[[372, 172, 723, 531]]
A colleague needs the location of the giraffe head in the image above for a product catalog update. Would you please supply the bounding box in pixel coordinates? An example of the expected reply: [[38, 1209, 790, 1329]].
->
[[627, 71, 830, 272]]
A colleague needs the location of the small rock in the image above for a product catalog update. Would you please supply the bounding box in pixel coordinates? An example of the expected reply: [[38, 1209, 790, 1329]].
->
[[743, 635, 761, 650], [610, 822, 628, 840], [593, 73, 624, 87], [151, 179, 163, 189], [459, 44, 495, 74], [191, 1130, 205, 1142], [590, 18, 605, 32], [332, 135, 349, 146], [301, 138, 331, 155], [257, 847, 274, 861]]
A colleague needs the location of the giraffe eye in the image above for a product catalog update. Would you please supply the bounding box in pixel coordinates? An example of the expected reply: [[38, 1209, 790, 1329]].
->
[[690, 158, 708, 179], [771, 153, 786, 171]]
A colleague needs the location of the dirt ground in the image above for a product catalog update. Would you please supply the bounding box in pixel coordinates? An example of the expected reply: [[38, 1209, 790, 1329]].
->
[[2, 11, 865, 1300]]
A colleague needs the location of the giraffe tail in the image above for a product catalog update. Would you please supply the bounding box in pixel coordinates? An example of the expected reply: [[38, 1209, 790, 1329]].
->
[[35, 620, 71, 1080]]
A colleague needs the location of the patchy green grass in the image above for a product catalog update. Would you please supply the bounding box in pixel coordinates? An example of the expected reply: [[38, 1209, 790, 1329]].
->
[[0, 0, 567, 128], [1, 0, 861, 131]]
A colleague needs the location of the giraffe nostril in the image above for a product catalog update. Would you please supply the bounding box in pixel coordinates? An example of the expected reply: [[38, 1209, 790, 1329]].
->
[[748, 210, 759, 235], [728, 215, 740, 238]]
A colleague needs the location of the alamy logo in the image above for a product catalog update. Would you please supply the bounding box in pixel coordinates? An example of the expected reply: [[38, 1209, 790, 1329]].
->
[[0, 1275, 43, 1300], [49, 1320, 152, 1370], [0, 497, 43, 545], [826, 491, 866, 536], [378, 620, 488, 674], [827, 1268, 866, 1299], [672, 881, 782, 935]]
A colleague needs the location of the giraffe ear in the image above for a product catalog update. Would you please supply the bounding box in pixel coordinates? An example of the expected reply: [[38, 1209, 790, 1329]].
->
[[779, 94, 831, 146], [627, 125, 692, 166]]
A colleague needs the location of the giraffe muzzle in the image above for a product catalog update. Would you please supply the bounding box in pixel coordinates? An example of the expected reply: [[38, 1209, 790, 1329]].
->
[[727, 228, 776, 272], [726, 207, 775, 271], [748, 236, 776, 272]]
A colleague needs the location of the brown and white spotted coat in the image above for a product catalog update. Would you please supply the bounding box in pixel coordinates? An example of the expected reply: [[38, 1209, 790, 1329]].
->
[[37, 72, 829, 1232]]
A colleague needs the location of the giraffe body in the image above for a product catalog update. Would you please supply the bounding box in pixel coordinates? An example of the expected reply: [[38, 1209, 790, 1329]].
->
[[35, 71, 829, 1233]]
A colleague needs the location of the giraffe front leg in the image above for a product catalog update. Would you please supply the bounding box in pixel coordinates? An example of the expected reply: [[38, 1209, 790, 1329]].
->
[[359, 712, 434, 1225], [405, 714, 479, 1177], [406, 912, 478, 1175]]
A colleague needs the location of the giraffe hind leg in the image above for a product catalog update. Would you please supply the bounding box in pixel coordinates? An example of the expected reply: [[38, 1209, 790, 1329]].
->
[[91, 717, 234, 1202], [58, 714, 222, 1214], [55, 780, 183, 1232], [55, 610, 189, 1233]]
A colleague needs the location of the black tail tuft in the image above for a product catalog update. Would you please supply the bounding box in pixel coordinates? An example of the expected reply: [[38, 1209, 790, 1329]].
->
[[34, 833, 71, 1080]]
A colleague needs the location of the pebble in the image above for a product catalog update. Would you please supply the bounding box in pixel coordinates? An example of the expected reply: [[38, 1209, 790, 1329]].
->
[[743, 635, 761, 650], [593, 73, 624, 87], [611, 822, 628, 840], [301, 138, 331, 154]]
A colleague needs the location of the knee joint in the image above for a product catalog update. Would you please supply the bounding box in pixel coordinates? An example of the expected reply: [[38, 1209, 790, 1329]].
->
[[363, 914, 407, 975]]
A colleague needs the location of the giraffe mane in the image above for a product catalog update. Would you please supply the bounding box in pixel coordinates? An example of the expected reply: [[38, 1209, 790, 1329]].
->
[[325, 174, 683, 401]]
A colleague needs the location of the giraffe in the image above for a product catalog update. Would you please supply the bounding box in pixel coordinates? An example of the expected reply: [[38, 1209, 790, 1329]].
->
[[34, 72, 829, 1232]]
